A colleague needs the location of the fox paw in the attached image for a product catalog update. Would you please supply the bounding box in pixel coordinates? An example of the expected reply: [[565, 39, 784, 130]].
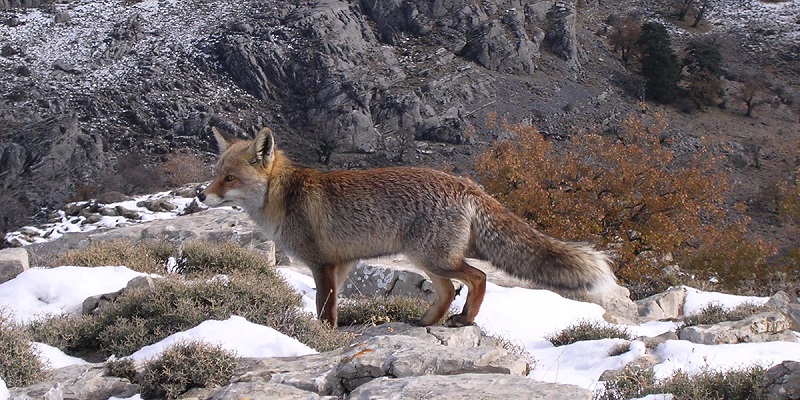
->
[[445, 315, 475, 328]]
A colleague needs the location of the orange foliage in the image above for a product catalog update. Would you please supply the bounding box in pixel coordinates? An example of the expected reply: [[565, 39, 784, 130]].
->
[[475, 114, 772, 287]]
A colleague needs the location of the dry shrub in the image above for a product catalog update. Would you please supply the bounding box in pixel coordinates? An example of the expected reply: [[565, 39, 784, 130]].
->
[[337, 296, 432, 327], [777, 176, 800, 224], [0, 310, 46, 387], [475, 114, 774, 295], [597, 365, 766, 400], [157, 151, 212, 188], [140, 341, 236, 399], [679, 302, 768, 329], [546, 320, 631, 347], [29, 272, 351, 358], [53, 239, 175, 274]]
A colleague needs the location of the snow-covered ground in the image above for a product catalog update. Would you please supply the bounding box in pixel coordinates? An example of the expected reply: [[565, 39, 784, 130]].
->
[[4, 189, 202, 246], [2, 263, 800, 399]]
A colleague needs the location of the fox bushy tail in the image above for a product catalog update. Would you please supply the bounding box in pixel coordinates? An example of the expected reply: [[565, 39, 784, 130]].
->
[[471, 196, 616, 294]]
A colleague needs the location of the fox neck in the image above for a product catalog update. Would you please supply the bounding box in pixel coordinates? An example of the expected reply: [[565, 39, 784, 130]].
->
[[244, 151, 297, 234]]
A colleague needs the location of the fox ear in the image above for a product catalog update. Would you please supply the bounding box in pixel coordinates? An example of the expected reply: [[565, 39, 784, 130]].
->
[[211, 127, 236, 154], [251, 127, 275, 167]]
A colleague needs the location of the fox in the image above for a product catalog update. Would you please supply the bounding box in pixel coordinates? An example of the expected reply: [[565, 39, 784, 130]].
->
[[198, 126, 617, 328]]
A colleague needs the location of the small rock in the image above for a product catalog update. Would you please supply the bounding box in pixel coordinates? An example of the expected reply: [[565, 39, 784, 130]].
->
[[599, 355, 658, 382], [639, 330, 679, 349], [761, 360, 800, 400], [637, 286, 687, 321], [137, 199, 177, 212], [99, 207, 120, 217], [63, 203, 87, 217], [53, 10, 70, 23], [341, 263, 441, 302], [179, 199, 205, 216], [0, 247, 29, 284], [766, 291, 800, 331], [97, 191, 131, 204], [115, 206, 140, 220]]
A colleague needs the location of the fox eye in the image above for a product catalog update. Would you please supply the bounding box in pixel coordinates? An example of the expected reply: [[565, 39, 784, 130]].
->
[[224, 175, 236, 182]]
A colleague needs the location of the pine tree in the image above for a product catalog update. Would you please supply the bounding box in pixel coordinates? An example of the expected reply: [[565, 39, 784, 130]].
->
[[637, 22, 681, 104]]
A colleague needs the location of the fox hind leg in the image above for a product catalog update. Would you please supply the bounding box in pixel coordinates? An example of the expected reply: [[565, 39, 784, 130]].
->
[[444, 259, 486, 327], [413, 274, 457, 326], [411, 256, 487, 327]]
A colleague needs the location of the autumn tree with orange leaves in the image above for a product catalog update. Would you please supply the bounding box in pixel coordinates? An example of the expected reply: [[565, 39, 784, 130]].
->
[[475, 114, 774, 296]]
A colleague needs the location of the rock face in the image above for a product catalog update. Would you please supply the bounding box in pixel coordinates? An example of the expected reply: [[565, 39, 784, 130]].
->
[[0, 115, 106, 213], [545, 1, 582, 71], [10, 323, 590, 399], [678, 312, 796, 345], [0, 0, 605, 223], [0, 247, 28, 284], [762, 361, 800, 400]]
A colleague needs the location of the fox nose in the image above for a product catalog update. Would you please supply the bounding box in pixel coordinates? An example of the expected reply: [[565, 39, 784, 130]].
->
[[195, 185, 206, 202]]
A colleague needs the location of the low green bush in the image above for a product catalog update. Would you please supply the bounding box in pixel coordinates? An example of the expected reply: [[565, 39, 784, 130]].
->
[[337, 296, 433, 326], [546, 320, 631, 347], [679, 302, 767, 329], [139, 341, 237, 399], [0, 310, 46, 387], [597, 365, 766, 400], [29, 272, 352, 358], [54, 239, 174, 274]]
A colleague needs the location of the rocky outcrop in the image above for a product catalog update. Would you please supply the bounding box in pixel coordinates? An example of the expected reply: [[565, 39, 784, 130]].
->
[[0, 247, 28, 284], [8, 364, 139, 400], [545, 1, 582, 71], [679, 312, 796, 345], [10, 323, 592, 399], [762, 361, 800, 400], [182, 323, 546, 398], [21, 207, 276, 266], [0, 114, 106, 213]]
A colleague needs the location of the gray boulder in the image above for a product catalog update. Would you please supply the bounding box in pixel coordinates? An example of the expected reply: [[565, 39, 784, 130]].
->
[[348, 373, 592, 399], [0, 247, 28, 284], [637, 286, 687, 321], [679, 312, 796, 345], [82, 275, 155, 316], [8, 364, 138, 400], [340, 262, 440, 302], [762, 360, 800, 400], [766, 291, 800, 331]]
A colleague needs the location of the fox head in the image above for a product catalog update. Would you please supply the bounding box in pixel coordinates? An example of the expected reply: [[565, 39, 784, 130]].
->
[[198, 126, 275, 212]]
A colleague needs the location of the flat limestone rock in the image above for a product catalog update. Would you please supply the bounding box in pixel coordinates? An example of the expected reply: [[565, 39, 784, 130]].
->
[[348, 373, 592, 400]]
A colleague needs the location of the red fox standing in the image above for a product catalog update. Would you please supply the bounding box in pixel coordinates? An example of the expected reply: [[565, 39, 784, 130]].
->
[[199, 126, 617, 328]]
